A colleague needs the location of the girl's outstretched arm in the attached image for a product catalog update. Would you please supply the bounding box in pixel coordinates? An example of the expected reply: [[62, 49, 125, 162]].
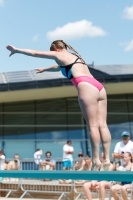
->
[[6, 45, 57, 59], [35, 64, 60, 73]]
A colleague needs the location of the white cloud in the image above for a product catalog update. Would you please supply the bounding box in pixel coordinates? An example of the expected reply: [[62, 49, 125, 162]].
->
[[124, 39, 133, 51], [32, 34, 39, 42], [123, 5, 133, 20], [47, 20, 106, 40], [0, 0, 4, 7]]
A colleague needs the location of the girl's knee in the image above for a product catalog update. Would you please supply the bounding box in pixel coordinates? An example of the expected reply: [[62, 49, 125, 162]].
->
[[121, 186, 127, 192], [99, 182, 105, 188], [99, 122, 107, 129], [110, 187, 116, 192], [83, 182, 90, 189], [89, 124, 99, 131]]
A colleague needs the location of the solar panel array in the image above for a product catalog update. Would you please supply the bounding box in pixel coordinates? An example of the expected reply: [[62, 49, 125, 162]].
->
[[93, 64, 133, 75]]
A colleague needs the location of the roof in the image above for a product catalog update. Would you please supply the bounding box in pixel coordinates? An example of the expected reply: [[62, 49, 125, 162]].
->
[[93, 64, 133, 75], [0, 64, 133, 92]]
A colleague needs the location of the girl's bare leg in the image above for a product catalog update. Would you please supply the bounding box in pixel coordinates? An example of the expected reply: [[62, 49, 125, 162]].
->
[[78, 83, 101, 165], [98, 88, 111, 163], [83, 182, 93, 200], [121, 184, 131, 200], [99, 181, 111, 200], [111, 184, 122, 200]]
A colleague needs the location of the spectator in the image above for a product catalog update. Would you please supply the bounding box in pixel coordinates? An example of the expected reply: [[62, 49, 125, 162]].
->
[[99, 181, 112, 200], [63, 140, 74, 170], [0, 149, 5, 197], [34, 149, 43, 170], [84, 155, 92, 171], [4, 161, 8, 170], [83, 162, 114, 200], [0, 149, 5, 170], [83, 180, 100, 199], [40, 151, 56, 170], [112, 131, 133, 165], [111, 152, 133, 200], [74, 153, 91, 185], [7, 154, 21, 170], [59, 141, 74, 184], [75, 152, 92, 171], [75, 152, 85, 170], [98, 160, 116, 200]]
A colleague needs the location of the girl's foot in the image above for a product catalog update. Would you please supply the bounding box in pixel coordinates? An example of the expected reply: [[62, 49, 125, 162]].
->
[[102, 160, 110, 171], [92, 162, 102, 171]]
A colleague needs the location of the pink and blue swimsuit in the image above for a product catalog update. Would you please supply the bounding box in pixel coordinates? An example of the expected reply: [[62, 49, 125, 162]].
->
[[60, 55, 103, 91]]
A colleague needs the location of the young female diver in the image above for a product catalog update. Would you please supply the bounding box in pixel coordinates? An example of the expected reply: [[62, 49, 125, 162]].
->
[[6, 40, 111, 170]]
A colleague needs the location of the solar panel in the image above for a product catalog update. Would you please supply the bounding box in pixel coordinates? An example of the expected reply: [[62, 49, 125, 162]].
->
[[0, 73, 6, 84], [0, 73, 8, 91], [30, 70, 64, 80], [5, 71, 33, 83], [94, 64, 133, 75]]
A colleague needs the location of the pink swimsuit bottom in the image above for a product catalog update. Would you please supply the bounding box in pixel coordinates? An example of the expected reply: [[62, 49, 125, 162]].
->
[[71, 76, 104, 91]]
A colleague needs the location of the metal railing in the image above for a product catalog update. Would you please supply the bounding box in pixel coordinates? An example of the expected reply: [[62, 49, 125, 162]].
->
[[0, 158, 133, 199]]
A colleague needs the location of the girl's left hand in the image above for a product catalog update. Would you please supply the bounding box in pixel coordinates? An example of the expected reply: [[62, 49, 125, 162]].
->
[[6, 45, 17, 57]]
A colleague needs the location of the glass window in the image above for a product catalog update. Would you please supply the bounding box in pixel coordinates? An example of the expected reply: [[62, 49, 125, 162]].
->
[[36, 99, 67, 139], [36, 128, 67, 140], [67, 98, 86, 139], [4, 101, 35, 139], [3, 141, 35, 159], [0, 103, 3, 139]]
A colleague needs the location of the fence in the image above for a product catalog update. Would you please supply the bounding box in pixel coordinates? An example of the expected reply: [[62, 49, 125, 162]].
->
[[0, 158, 133, 199]]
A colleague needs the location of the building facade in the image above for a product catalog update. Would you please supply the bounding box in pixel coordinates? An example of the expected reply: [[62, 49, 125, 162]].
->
[[0, 65, 133, 159]]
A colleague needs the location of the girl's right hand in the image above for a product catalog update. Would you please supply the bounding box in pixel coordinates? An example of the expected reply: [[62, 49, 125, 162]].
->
[[34, 68, 45, 74], [6, 45, 17, 57]]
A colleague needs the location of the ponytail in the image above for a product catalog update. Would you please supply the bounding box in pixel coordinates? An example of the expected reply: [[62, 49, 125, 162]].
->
[[50, 40, 86, 64], [61, 40, 86, 64]]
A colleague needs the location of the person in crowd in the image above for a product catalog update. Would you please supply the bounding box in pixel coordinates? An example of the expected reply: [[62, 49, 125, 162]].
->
[[59, 141, 74, 184], [4, 161, 8, 170], [99, 181, 113, 200], [83, 180, 100, 199], [75, 152, 85, 171], [7, 154, 21, 170], [0, 149, 5, 197], [0, 149, 5, 170], [111, 152, 133, 200], [84, 155, 92, 171], [112, 131, 133, 166], [40, 151, 56, 170], [75, 152, 92, 171], [98, 159, 117, 200], [6, 40, 111, 170], [98, 152, 133, 200], [74, 153, 92, 185], [63, 140, 74, 170], [34, 149, 43, 170], [83, 161, 114, 200]]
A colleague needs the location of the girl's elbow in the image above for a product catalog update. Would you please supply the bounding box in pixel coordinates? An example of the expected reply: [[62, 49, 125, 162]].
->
[[33, 51, 39, 57]]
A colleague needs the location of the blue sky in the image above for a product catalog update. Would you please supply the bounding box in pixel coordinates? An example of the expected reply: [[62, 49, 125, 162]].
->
[[0, 0, 133, 72]]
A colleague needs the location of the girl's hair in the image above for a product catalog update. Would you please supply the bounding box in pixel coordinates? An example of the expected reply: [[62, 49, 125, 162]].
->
[[50, 40, 86, 64], [125, 152, 132, 162]]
